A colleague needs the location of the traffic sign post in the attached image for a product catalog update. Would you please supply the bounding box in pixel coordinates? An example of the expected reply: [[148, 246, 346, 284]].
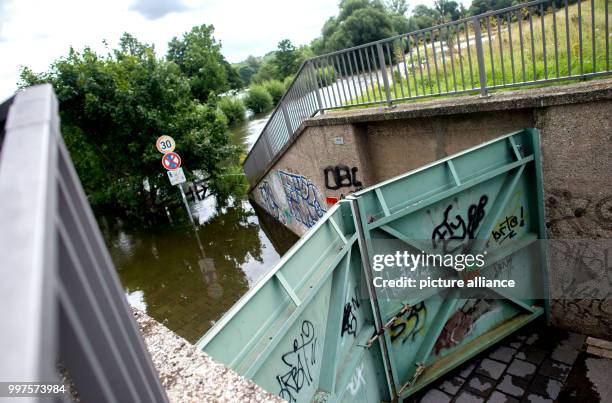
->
[[155, 137, 194, 224], [156, 135, 176, 154], [162, 152, 181, 170], [167, 167, 186, 185]]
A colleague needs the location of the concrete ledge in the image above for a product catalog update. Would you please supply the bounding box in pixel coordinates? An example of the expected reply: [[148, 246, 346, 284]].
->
[[133, 309, 283, 403]]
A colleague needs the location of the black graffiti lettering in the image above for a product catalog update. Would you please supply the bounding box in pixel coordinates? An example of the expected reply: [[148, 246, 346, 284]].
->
[[389, 302, 427, 344], [277, 320, 317, 403], [324, 164, 363, 190], [189, 179, 208, 201], [341, 292, 361, 338], [491, 206, 525, 244], [350, 167, 363, 187], [432, 195, 488, 253]]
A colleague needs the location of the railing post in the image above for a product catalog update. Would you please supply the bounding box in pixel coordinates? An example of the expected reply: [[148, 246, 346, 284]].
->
[[473, 17, 489, 97], [281, 104, 293, 138], [376, 43, 393, 106], [308, 61, 324, 113]]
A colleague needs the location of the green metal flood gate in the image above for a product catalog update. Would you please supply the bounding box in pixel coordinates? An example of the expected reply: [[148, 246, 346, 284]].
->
[[196, 129, 548, 402]]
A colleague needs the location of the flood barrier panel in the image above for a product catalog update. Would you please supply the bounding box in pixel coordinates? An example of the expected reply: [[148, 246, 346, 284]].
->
[[197, 128, 548, 402]]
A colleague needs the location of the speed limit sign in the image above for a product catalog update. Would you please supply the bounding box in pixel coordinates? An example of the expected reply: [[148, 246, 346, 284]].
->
[[156, 135, 176, 154]]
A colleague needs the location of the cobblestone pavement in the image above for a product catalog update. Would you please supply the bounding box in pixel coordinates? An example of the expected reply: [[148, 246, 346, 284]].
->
[[407, 319, 611, 403]]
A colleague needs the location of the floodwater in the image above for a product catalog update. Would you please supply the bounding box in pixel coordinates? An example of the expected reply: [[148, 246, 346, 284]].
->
[[100, 111, 298, 343]]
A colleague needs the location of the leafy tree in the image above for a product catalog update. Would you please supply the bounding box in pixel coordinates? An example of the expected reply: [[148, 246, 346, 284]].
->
[[274, 39, 299, 79], [218, 96, 246, 125], [385, 0, 408, 15], [262, 80, 285, 104], [244, 85, 273, 113], [434, 0, 462, 21], [252, 57, 279, 83], [221, 59, 243, 90], [236, 55, 261, 86], [411, 4, 441, 29], [167, 24, 228, 102], [315, 0, 412, 53], [19, 33, 237, 221]]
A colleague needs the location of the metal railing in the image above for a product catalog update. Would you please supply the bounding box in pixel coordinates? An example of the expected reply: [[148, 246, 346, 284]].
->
[[243, 0, 611, 185], [0, 85, 169, 402]]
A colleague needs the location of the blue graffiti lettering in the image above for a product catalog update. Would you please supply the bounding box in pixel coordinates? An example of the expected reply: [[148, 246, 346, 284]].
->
[[278, 171, 326, 228]]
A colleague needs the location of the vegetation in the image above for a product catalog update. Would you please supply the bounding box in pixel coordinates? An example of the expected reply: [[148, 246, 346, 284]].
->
[[262, 80, 286, 103], [19, 31, 241, 222], [167, 25, 241, 101], [352, 0, 608, 105], [218, 96, 246, 125], [244, 85, 273, 113]]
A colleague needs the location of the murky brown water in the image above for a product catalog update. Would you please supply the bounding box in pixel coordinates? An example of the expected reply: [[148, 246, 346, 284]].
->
[[100, 112, 298, 343]]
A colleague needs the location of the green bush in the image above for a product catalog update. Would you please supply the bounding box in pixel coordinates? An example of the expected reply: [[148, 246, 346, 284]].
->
[[218, 96, 246, 125], [283, 75, 294, 90], [244, 85, 273, 114], [317, 65, 336, 83], [262, 80, 285, 104]]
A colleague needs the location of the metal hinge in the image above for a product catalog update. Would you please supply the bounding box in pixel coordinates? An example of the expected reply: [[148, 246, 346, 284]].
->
[[398, 362, 426, 395], [362, 304, 411, 348]]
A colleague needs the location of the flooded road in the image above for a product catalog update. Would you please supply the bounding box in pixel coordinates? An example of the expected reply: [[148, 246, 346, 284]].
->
[[101, 111, 297, 343]]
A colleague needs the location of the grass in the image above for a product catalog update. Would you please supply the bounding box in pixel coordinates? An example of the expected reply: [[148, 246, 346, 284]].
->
[[348, 0, 610, 107]]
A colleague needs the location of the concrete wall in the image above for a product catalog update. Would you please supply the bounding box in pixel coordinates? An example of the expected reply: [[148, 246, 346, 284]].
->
[[248, 79, 612, 338]]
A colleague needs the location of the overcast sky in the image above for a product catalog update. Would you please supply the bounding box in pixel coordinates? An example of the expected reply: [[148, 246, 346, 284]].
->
[[0, 0, 468, 101]]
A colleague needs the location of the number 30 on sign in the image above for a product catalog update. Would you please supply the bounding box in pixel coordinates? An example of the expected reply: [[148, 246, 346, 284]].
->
[[156, 135, 176, 154]]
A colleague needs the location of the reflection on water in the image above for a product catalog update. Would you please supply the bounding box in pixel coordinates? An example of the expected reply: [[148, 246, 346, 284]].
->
[[101, 199, 297, 343], [101, 111, 298, 343]]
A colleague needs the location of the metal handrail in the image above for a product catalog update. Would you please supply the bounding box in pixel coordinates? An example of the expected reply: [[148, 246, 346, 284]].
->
[[0, 85, 169, 402], [243, 0, 611, 186]]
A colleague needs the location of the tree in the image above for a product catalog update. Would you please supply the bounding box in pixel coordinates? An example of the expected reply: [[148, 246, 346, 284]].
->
[[236, 55, 261, 86], [167, 24, 228, 102], [434, 0, 461, 21], [251, 57, 279, 83], [317, 0, 397, 53], [222, 59, 243, 90], [274, 39, 299, 79], [385, 0, 408, 15], [19, 33, 237, 221], [411, 4, 441, 29]]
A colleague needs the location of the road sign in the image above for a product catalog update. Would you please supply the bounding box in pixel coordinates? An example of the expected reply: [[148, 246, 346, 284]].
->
[[162, 152, 181, 170], [156, 135, 176, 154], [167, 167, 186, 185]]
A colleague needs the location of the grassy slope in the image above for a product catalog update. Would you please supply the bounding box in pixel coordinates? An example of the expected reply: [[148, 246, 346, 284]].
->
[[352, 0, 610, 105]]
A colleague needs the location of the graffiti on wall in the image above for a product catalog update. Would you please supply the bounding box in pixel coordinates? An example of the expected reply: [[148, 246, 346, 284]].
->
[[277, 320, 318, 403], [189, 179, 208, 201], [259, 181, 284, 223], [491, 207, 525, 245], [389, 302, 428, 344], [346, 362, 366, 396], [324, 164, 363, 190], [546, 189, 612, 236], [341, 287, 362, 338], [432, 195, 489, 253], [278, 170, 327, 229], [433, 299, 497, 355]]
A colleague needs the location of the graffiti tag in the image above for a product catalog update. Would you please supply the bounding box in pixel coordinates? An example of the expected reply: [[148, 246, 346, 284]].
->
[[432, 195, 489, 253], [277, 320, 318, 403], [324, 164, 363, 190], [389, 302, 428, 344], [278, 170, 327, 228], [341, 291, 361, 338]]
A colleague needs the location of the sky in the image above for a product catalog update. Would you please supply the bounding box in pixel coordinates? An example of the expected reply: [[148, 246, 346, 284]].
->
[[0, 0, 468, 101]]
